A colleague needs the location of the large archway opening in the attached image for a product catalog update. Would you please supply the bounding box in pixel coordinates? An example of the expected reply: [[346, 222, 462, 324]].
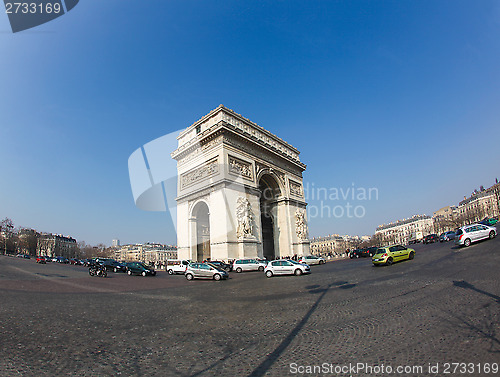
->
[[193, 202, 210, 261], [259, 174, 281, 260]]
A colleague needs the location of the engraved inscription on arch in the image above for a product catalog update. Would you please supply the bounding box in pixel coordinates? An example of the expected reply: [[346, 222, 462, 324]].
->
[[181, 158, 219, 189]]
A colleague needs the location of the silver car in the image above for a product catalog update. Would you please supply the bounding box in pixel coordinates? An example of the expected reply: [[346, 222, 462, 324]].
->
[[264, 259, 310, 277], [185, 262, 229, 281], [455, 224, 496, 247], [439, 231, 456, 242], [232, 258, 264, 272], [298, 255, 326, 265]]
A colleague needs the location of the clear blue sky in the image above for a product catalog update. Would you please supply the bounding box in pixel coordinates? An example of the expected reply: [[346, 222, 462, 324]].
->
[[1, 1, 499, 245]]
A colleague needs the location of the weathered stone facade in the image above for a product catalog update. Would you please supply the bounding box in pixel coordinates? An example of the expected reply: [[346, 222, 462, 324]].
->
[[36, 233, 77, 258], [172, 105, 310, 261]]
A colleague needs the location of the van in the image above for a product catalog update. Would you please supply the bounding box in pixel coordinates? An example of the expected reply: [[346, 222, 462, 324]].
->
[[408, 232, 423, 244], [166, 260, 190, 275]]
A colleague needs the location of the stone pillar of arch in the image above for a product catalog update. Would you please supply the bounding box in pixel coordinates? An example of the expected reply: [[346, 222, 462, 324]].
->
[[172, 105, 310, 262]]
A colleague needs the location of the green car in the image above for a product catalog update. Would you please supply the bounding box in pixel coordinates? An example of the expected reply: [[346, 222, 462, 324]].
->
[[372, 245, 415, 266], [125, 262, 156, 276], [480, 218, 498, 226]]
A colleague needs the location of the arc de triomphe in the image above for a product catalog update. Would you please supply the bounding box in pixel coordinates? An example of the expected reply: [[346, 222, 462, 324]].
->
[[171, 105, 310, 262]]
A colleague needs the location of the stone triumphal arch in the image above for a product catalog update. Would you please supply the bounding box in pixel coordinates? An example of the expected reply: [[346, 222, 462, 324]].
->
[[172, 105, 310, 261]]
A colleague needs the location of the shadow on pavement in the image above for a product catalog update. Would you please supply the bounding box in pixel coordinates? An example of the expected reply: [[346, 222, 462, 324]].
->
[[247, 281, 356, 377], [453, 280, 500, 304]]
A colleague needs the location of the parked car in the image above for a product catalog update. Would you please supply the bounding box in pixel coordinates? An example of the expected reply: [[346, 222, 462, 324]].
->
[[126, 262, 156, 276], [82, 258, 95, 267], [423, 234, 439, 244], [16, 254, 30, 259], [350, 248, 371, 258], [298, 255, 326, 265], [480, 218, 498, 226], [372, 245, 415, 266], [55, 257, 69, 264], [166, 259, 190, 275], [264, 259, 310, 277], [36, 256, 46, 264], [233, 258, 264, 272], [455, 224, 497, 247], [439, 231, 456, 242], [349, 249, 362, 258], [256, 259, 269, 269], [184, 262, 229, 281]]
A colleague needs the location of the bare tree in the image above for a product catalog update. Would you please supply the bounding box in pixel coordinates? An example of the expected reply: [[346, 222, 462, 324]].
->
[[1, 217, 15, 255], [367, 233, 383, 247], [17, 228, 39, 256], [75, 241, 111, 259]]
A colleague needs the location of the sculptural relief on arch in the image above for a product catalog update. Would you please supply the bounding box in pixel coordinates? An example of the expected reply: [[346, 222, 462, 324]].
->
[[171, 105, 310, 262]]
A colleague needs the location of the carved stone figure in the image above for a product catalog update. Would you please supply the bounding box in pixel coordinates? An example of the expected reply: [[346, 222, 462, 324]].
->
[[229, 156, 253, 180], [295, 209, 308, 240], [237, 197, 254, 238]]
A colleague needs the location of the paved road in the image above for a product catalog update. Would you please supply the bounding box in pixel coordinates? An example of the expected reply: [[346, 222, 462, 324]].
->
[[1, 237, 499, 377]]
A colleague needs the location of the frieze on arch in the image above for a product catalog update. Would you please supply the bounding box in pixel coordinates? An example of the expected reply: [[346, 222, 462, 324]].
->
[[228, 155, 254, 181], [175, 122, 305, 181], [222, 132, 304, 178], [289, 179, 304, 199]]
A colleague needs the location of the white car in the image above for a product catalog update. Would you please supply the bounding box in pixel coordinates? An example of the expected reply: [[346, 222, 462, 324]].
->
[[166, 260, 190, 275], [256, 259, 269, 268], [298, 255, 326, 265], [455, 224, 496, 247], [264, 259, 310, 277]]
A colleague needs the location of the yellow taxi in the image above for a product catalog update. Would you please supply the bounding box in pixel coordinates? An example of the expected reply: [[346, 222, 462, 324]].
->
[[372, 245, 415, 266]]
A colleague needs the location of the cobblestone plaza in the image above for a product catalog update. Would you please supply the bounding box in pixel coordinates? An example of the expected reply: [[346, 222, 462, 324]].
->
[[1, 238, 499, 376]]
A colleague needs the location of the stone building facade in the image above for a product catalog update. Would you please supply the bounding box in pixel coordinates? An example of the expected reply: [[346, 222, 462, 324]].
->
[[456, 188, 499, 224], [37, 233, 77, 258], [114, 244, 177, 263], [172, 105, 310, 262], [310, 234, 362, 257], [375, 215, 434, 245], [372, 181, 500, 246]]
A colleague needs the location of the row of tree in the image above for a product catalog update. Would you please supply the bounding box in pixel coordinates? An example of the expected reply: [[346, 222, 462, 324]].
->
[[0, 217, 113, 259]]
